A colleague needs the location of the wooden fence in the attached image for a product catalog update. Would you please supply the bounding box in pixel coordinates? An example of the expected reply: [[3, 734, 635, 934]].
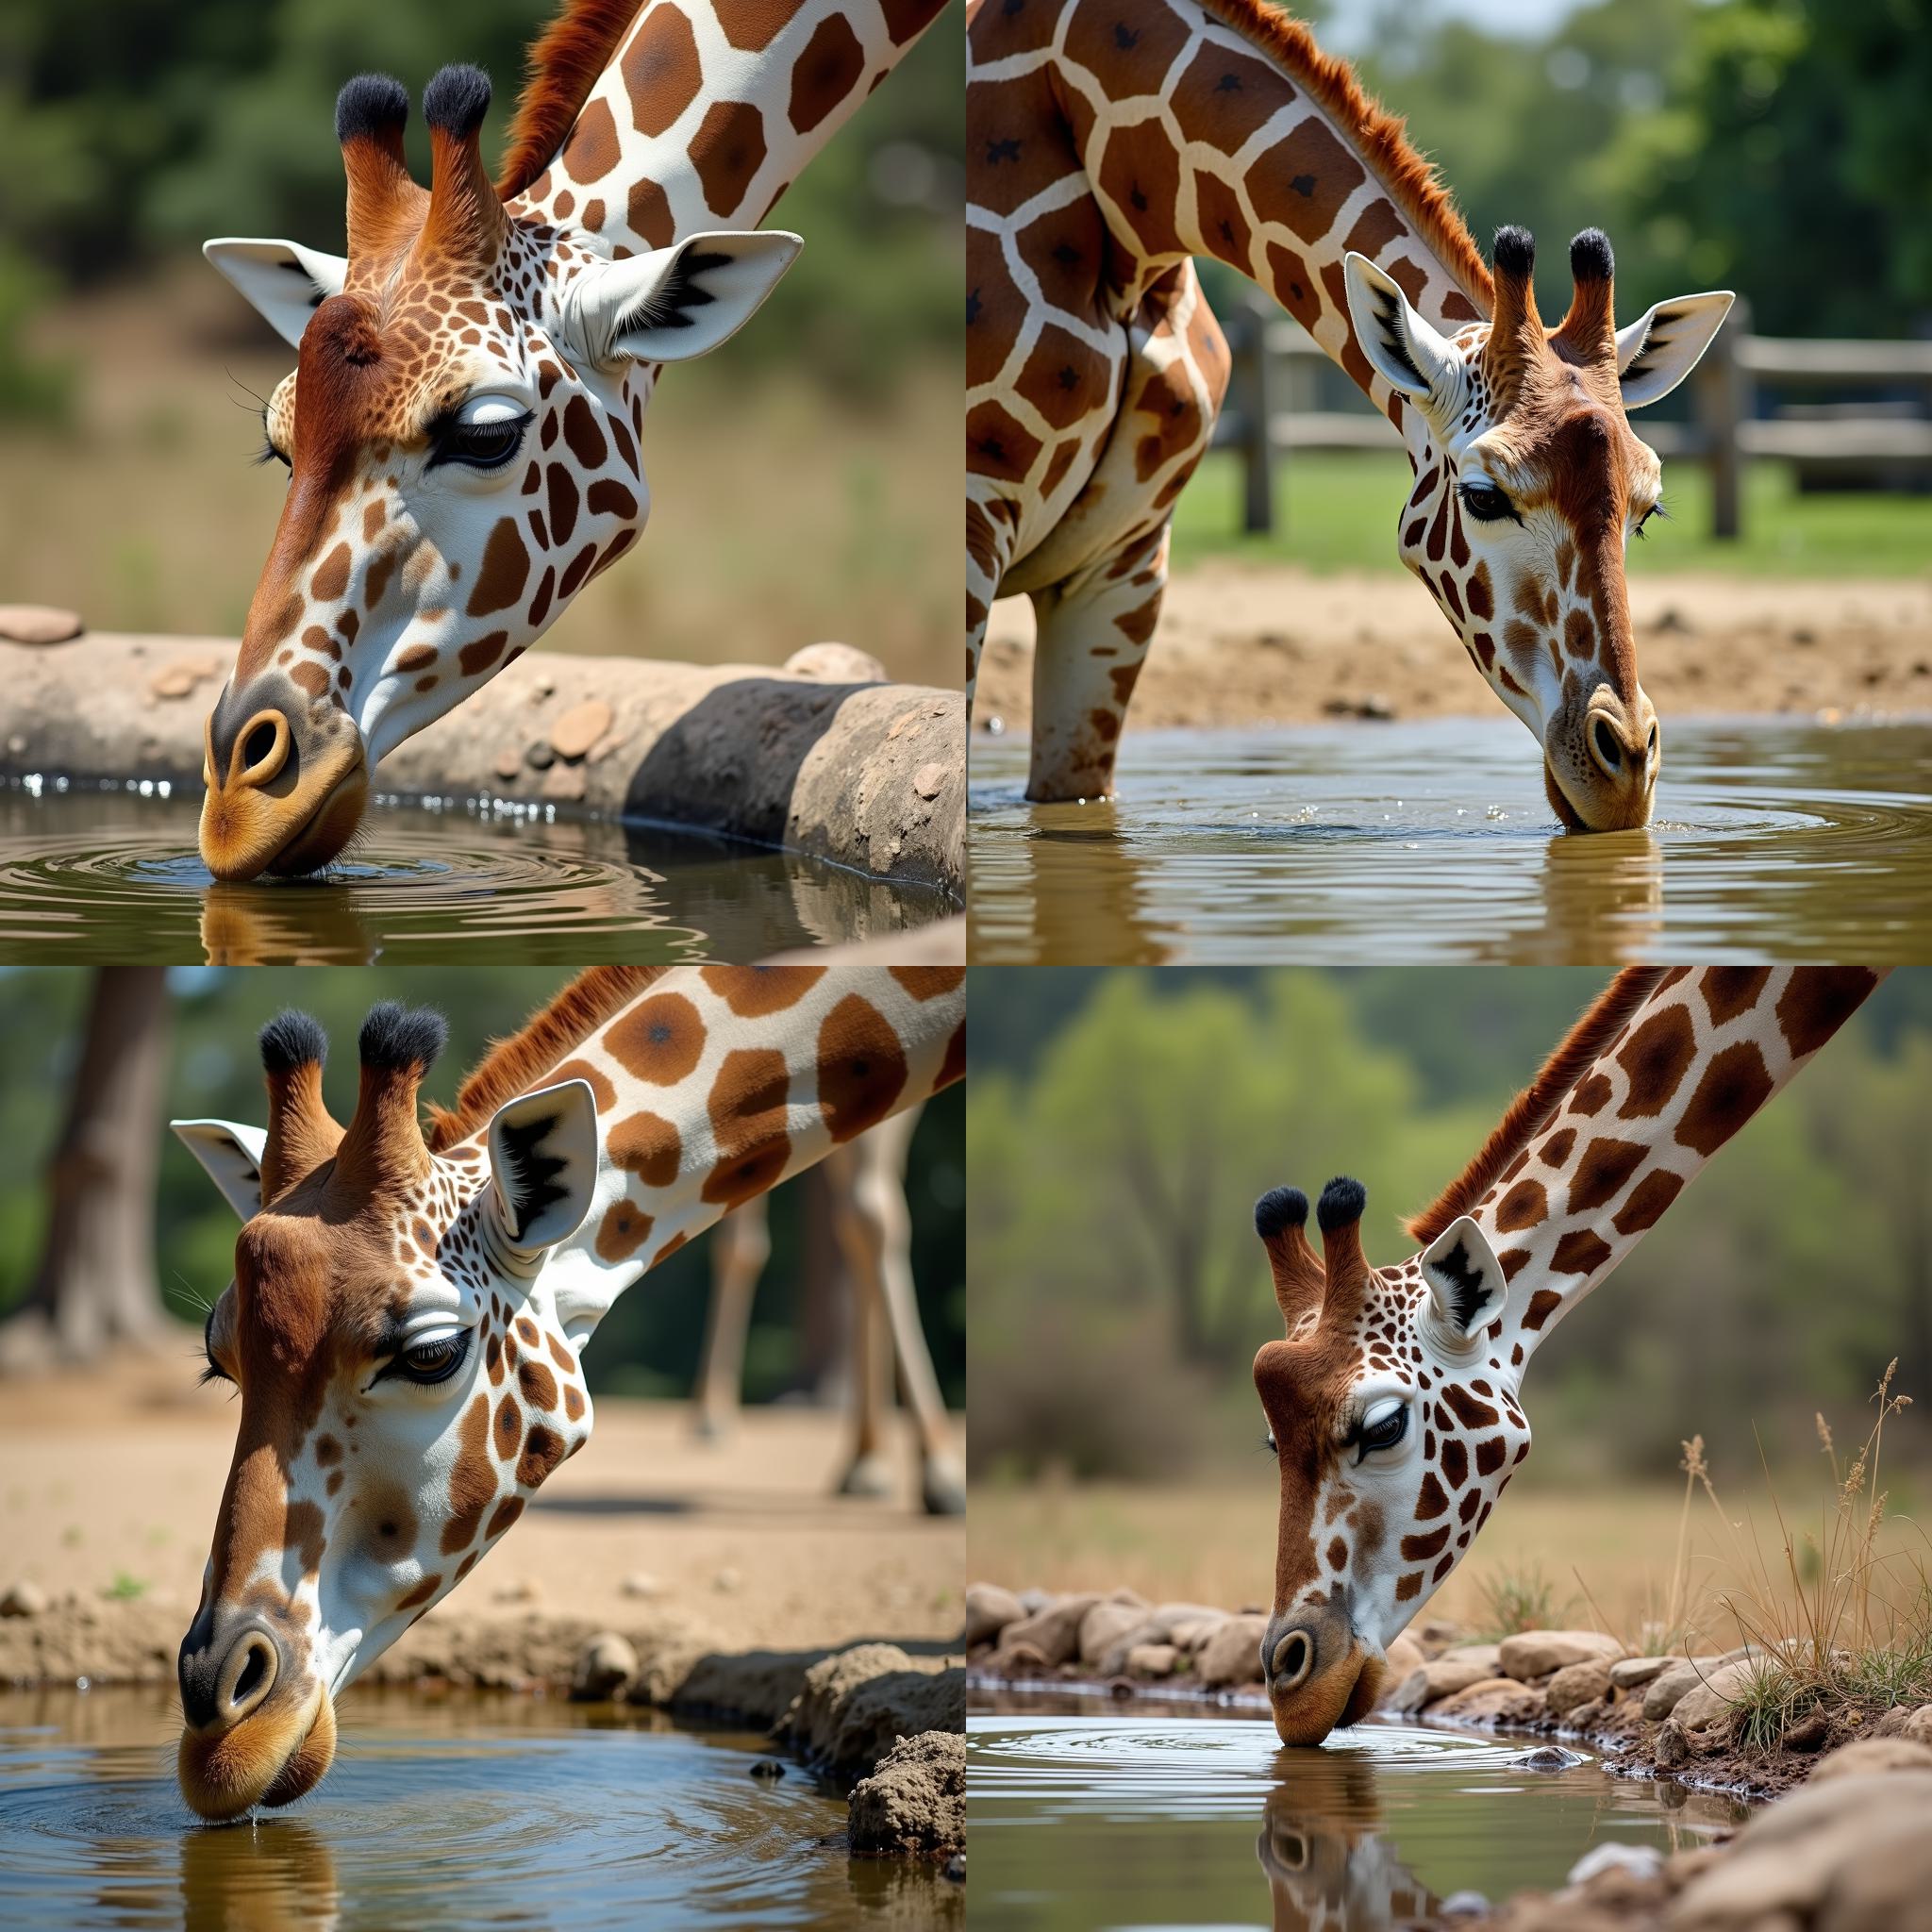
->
[[1213, 293, 1932, 538]]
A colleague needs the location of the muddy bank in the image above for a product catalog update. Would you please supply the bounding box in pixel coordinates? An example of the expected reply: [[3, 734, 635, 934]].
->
[[968, 1582, 1932, 1927], [976, 565, 1932, 740], [0, 625, 963, 896]]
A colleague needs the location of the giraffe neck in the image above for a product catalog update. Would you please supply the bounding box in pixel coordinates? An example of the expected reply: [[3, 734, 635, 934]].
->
[[462, 967, 963, 1337], [512, 0, 945, 257], [1048, 0, 1490, 434], [1473, 966, 1886, 1358]]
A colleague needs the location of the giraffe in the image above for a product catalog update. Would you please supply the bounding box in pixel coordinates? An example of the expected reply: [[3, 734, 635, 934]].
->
[[693, 1102, 968, 1515], [165, 963, 964, 1819], [1245, 965, 1884, 1746], [966, 0, 1735, 828], [197, 0, 945, 882]]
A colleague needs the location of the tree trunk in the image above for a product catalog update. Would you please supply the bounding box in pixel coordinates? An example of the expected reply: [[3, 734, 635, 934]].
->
[[0, 967, 173, 1371]]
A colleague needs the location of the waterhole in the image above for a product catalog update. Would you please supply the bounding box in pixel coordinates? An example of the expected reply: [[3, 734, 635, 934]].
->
[[970, 1693, 1746, 1930], [0, 1686, 950, 1931], [969, 717, 1932, 963], [0, 783, 950, 963]]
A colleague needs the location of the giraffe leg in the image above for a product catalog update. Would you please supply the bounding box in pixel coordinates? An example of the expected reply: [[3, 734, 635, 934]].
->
[[1026, 523, 1171, 801], [829, 1106, 964, 1517], [967, 488, 1020, 724], [827, 1144, 893, 1500], [691, 1197, 769, 1441]]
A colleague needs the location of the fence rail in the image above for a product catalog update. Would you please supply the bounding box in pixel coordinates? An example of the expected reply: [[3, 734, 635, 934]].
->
[[1213, 295, 1932, 538]]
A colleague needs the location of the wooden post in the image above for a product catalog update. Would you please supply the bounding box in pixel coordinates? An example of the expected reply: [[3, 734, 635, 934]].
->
[[1698, 296, 1749, 541], [1237, 292, 1275, 536]]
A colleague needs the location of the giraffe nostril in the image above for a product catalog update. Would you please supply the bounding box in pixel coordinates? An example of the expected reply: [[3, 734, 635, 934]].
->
[[231, 1643, 269, 1707], [242, 723, 277, 770], [1591, 715, 1622, 772], [1271, 1629, 1314, 1690]]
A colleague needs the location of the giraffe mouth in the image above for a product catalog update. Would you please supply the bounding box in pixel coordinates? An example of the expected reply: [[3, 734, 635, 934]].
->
[[199, 741, 369, 882], [177, 1681, 338, 1822], [1542, 756, 1653, 834]]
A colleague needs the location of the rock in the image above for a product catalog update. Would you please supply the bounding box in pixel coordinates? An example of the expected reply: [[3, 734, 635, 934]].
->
[[1077, 1601, 1146, 1668], [1092, 1602, 1224, 1675], [1643, 1658, 1727, 1721], [0, 1582, 48, 1618], [994, 1594, 1100, 1670], [777, 1643, 964, 1775], [1568, 1698, 1608, 1729], [1499, 1630, 1625, 1680], [1670, 1659, 1761, 1733], [1897, 1704, 1932, 1747], [525, 740, 557, 770], [0, 605, 83, 645], [1808, 1737, 1932, 1784], [1510, 1745, 1586, 1771], [1168, 1613, 1226, 1655], [1017, 1589, 1052, 1614], [848, 1729, 964, 1857], [1654, 1718, 1690, 1770], [1429, 1677, 1547, 1726], [1443, 1641, 1504, 1674], [912, 762, 947, 801], [749, 1758, 785, 1780], [1546, 1659, 1613, 1717], [1197, 1614, 1270, 1689], [1415, 1617, 1462, 1653], [571, 1631, 638, 1701], [549, 698, 613, 760], [539, 762, 588, 802], [1670, 1770, 1932, 1932], [963, 1582, 1024, 1649], [148, 652, 224, 700], [620, 1573, 663, 1601], [492, 746, 524, 782], [1784, 1705, 1831, 1752], [1405, 1654, 1506, 1708], [1384, 1633, 1425, 1687], [783, 642, 887, 684], [1608, 1655, 1676, 1690], [1571, 1842, 1663, 1886], [1124, 1643, 1178, 1677]]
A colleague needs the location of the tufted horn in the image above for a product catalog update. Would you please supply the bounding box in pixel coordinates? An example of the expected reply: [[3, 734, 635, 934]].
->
[[1314, 1176, 1372, 1324], [1552, 227, 1618, 370], [336, 74, 427, 264], [333, 1003, 446, 1195], [417, 64, 506, 268], [1483, 225, 1543, 409], [1256, 1187, 1325, 1333], [258, 1011, 343, 1203]]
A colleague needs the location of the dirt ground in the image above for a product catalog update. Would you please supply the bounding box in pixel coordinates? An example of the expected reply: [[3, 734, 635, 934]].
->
[[975, 564, 1932, 737], [0, 1357, 963, 1683]]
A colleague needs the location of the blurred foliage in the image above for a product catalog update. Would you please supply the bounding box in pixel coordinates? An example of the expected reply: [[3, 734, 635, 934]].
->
[[0, 0, 960, 411], [0, 968, 963, 1406], [969, 967, 1932, 1485]]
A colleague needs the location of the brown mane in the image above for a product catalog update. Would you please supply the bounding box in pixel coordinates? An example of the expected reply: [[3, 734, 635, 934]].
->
[[495, 0, 644, 201], [425, 966, 663, 1150], [1404, 967, 1668, 1244], [1194, 0, 1495, 311]]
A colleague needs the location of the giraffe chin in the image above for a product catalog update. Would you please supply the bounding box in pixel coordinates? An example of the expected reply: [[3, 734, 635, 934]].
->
[[1542, 758, 1653, 835], [198, 754, 369, 882], [177, 1685, 337, 1823], [1268, 1650, 1386, 1748]]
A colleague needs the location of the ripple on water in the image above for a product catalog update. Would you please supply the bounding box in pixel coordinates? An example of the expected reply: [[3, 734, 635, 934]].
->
[[0, 783, 944, 963], [0, 1689, 927, 1932], [968, 715, 1932, 964]]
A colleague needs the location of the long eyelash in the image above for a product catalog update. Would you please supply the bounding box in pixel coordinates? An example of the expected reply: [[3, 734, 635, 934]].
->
[[198, 1358, 230, 1387]]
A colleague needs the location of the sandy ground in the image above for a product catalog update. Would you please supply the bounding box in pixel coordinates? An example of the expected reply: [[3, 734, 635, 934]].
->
[[975, 564, 1932, 737], [0, 1357, 963, 1678]]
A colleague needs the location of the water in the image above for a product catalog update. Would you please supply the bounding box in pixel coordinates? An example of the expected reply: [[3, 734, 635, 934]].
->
[[0, 784, 952, 964], [970, 1695, 1745, 1931], [969, 716, 1932, 963], [0, 1686, 956, 1931]]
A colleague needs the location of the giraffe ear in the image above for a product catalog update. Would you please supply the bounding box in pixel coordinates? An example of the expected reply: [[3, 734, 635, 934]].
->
[[1614, 291, 1735, 409], [1419, 1216, 1508, 1344], [1341, 252, 1460, 420], [557, 230, 803, 367], [172, 1120, 270, 1221], [486, 1080, 601, 1254], [203, 239, 349, 349]]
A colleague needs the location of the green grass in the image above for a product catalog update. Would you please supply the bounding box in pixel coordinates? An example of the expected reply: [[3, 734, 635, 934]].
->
[[1172, 450, 1932, 579]]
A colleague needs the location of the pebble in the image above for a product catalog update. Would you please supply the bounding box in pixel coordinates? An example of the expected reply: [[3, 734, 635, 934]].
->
[[1, 1580, 48, 1617], [913, 762, 946, 801], [619, 1573, 663, 1601], [942, 1854, 966, 1884], [492, 746, 524, 782], [525, 740, 557, 770], [550, 699, 613, 761], [539, 763, 587, 803], [1507, 1745, 1586, 1772], [0, 604, 82, 645], [748, 1758, 785, 1781]]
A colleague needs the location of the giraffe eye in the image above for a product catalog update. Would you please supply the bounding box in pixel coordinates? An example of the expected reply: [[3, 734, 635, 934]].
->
[[1354, 1400, 1408, 1461], [428, 399, 534, 472], [1458, 480, 1515, 524], [379, 1330, 473, 1386]]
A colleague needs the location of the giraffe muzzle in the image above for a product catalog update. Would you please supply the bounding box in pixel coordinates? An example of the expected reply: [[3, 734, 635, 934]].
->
[[1543, 690, 1658, 833], [177, 1607, 288, 1731], [1261, 1601, 1383, 1747]]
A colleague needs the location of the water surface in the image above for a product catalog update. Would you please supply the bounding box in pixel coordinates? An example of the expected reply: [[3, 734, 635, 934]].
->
[[0, 1686, 951, 1931], [969, 716, 1932, 963], [971, 1695, 1743, 1930], [0, 782, 949, 963]]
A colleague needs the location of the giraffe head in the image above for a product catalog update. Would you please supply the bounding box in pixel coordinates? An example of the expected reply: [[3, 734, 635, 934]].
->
[[1249, 1178, 1525, 1747], [168, 1001, 607, 1819], [198, 65, 799, 880], [1343, 227, 1733, 832]]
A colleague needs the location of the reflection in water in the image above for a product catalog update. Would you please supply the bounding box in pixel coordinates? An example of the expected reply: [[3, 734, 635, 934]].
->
[[968, 1700, 1745, 1931], [0, 784, 948, 964], [0, 1686, 952, 1932], [969, 716, 1932, 964]]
